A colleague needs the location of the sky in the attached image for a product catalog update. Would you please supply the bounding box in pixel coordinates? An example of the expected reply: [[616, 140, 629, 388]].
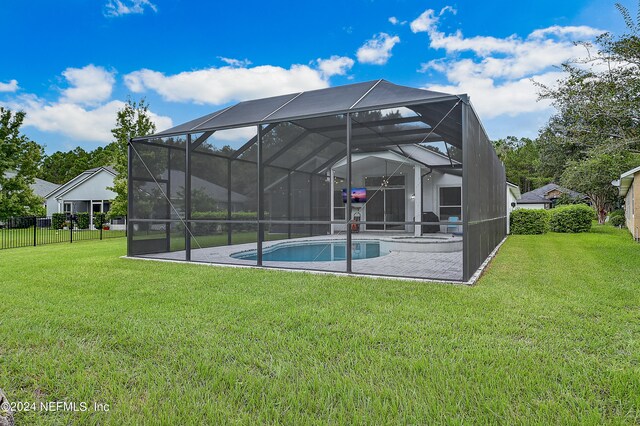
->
[[0, 0, 635, 154]]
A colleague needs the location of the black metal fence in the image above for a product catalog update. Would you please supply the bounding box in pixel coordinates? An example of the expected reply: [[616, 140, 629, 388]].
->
[[0, 214, 127, 250]]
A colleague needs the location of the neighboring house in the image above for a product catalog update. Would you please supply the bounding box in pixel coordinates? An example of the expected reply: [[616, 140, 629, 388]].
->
[[616, 165, 640, 241], [44, 166, 117, 226], [2, 171, 59, 211], [506, 182, 521, 234], [517, 183, 587, 209]]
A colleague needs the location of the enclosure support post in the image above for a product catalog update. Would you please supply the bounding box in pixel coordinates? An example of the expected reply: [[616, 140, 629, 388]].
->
[[346, 113, 352, 273], [287, 172, 292, 239], [414, 165, 422, 237], [227, 159, 232, 245], [165, 146, 172, 252], [257, 125, 264, 266], [33, 216, 37, 247], [127, 140, 133, 257], [461, 99, 470, 281], [309, 174, 313, 236], [185, 134, 192, 261]]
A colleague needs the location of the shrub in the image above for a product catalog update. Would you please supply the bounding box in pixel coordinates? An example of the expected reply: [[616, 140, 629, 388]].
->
[[510, 209, 550, 235], [93, 214, 107, 230], [52, 213, 67, 230], [190, 211, 263, 234], [549, 204, 595, 233], [609, 209, 626, 227], [76, 212, 90, 229]]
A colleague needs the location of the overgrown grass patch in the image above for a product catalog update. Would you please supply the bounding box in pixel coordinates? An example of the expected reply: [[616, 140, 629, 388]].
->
[[0, 226, 638, 424]]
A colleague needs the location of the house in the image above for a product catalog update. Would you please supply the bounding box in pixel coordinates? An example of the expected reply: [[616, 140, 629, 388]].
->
[[44, 166, 117, 226], [128, 79, 506, 283], [506, 182, 521, 234], [616, 165, 640, 241], [517, 183, 586, 209]]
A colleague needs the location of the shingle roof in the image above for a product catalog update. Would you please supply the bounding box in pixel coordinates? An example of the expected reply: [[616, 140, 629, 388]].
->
[[31, 177, 60, 198], [85, 165, 116, 175], [518, 183, 585, 204], [3, 171, 59, 198], [517, 192, 552, 204]]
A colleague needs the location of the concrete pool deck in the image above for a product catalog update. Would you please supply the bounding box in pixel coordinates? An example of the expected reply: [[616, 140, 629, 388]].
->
[[140, 232, 464, 281]]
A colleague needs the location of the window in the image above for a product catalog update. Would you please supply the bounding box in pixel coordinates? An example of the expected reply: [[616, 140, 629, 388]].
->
[[63, 202, 72, 214], [439, 187, 461, 221]]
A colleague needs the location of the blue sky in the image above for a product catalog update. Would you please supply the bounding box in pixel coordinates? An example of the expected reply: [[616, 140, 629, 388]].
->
[[0, 0, 634, 154]]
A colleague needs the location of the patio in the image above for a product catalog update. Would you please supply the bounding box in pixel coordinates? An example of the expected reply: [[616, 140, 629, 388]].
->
[[140, 232, 464, 281]]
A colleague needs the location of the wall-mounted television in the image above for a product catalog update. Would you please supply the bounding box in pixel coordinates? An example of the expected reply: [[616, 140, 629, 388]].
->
[[342, 188, 367, 203]]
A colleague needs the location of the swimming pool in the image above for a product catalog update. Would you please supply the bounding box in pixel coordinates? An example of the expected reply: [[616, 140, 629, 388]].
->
[[232, 240, 387, 262]]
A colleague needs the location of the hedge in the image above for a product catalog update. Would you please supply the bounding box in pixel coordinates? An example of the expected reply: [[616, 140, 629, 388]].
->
[[76, 213, 90, 229], [549, 204, 595, 233], [93, 214, 107, 230], [510, 209, 550, 235], [190, 211, 260, 234], [52, 213, 67, 230]]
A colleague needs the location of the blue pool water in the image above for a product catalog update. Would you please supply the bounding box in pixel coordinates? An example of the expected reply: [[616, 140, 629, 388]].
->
[[232, 241, 385, 262]]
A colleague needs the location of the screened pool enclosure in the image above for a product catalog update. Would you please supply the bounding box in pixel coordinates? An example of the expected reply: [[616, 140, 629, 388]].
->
[[128, 80, 506, 282]]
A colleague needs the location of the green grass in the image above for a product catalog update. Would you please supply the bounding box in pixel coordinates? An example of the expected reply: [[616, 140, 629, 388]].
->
[[0, 225, 638, 424]]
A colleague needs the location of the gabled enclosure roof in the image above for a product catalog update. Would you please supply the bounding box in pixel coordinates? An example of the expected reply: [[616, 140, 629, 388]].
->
[[143, 80, 459, 139]]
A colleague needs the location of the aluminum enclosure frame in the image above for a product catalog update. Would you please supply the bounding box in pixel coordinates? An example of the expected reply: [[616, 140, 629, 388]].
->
[[127, 81, 506, 282]]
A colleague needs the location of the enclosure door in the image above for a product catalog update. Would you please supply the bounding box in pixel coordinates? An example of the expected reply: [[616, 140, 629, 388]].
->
[[365, 188, 405, 231], [384, 188, 405, 230]]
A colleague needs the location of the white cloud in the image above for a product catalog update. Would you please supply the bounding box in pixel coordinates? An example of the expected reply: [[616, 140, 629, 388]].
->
[[61, 65, 115, 106], [1, 65, 172, 143], [124, 64, 330, 104], [356, 33, 400, 65], [0, 79, 18, 93], [410, 9, 439, 34], [4, 95, 172, 143], [388, 16, 407, 26], [439, 6, 457, 16], [529, 25, 603, 39], [316, 55, 355, 77], [104, 0, 157, 17], [427, 72, 562, 119], [412, 6, 604, 126], [218, 57, 252, 67]]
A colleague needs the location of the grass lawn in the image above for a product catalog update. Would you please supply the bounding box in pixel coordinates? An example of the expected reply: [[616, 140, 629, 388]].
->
[[0, 225, 638, 424]]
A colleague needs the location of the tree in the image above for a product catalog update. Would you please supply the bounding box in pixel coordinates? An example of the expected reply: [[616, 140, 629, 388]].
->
[[536, 3, 640, 158], [535, 2, 640, 219], [39, 144, 118, 184], [561, 148, 637, 224], [108, 99, 156, 217], [492, 136, 552, 192], [0, 107, 44, 219]]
